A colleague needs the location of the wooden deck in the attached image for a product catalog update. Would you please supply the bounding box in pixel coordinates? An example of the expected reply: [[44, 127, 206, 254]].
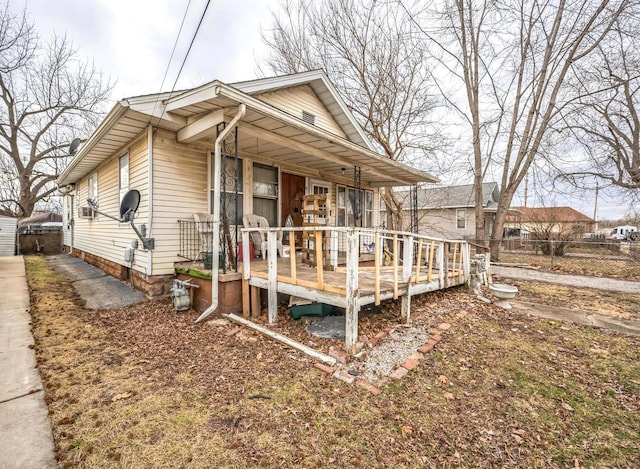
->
[[248, 256, 464, 307], [240, 227, 470, 354]]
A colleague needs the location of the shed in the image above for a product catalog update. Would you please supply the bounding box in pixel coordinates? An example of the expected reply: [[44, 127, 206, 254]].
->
[[0, 215, 17, 256]]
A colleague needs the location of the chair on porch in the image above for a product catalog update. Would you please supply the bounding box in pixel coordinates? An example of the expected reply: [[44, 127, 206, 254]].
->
[[192, 212, 214, 259], [242, 214, 283, 259]]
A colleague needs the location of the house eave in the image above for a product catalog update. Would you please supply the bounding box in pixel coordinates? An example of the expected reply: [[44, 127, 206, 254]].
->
[[60, 75, 439, 188], [58, 102, 130, 186]]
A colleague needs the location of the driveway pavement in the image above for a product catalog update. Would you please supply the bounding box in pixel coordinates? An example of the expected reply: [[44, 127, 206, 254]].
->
[[0, 256, 56, 469], [47, 254, 146, 309]]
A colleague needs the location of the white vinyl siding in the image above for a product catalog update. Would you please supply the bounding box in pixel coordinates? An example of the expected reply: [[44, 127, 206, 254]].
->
[[71, 130, 149, 274], [257, 85, 348, 138], [0, 215, 17, 256], [150, 129, 208, 275]]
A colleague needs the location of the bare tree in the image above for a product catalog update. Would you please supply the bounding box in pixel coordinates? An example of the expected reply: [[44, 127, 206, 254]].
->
[[0, 4, 112, 217], [560, 19, 640, 198], [262, 0, 443, 230], [402, 0, 631, 258]]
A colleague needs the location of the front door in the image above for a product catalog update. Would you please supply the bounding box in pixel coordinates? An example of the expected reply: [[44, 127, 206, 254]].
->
[[281, 172, 305, 228]]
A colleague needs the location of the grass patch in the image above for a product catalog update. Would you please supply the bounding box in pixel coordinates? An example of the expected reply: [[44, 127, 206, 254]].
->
[[26, 255, 640, 468], [507, 279, 640, 319]]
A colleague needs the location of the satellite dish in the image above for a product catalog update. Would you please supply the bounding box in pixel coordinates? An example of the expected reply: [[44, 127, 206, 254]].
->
[[120, 190, 141, 221], [69, 138, 82, 155]]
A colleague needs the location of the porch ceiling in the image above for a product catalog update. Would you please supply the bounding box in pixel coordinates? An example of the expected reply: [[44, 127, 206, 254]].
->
[[166, 84, 438, 187], [58, 84, 438, 188]]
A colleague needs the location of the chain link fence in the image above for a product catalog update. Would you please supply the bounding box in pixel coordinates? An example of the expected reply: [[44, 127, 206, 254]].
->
[[471, 239, 640, 280]]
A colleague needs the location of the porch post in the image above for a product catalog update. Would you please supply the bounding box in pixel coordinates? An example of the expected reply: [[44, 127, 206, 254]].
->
[[438, 242, 446, 289], [345, 229, 360, 354], [267, 230, 278, 324], [402, 234, 414, 283], [463, 242, 471, 285], [401, 235, 414, 323]]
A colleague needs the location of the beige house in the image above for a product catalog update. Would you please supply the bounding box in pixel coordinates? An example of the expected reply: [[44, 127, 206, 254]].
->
[[389, 182, 500, 240], [58, 70, 438, 300]]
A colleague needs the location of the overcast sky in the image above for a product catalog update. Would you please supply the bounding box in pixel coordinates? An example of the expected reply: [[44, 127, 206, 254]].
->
[[17, 0, 635, 221], [24, 0, 273, 100]]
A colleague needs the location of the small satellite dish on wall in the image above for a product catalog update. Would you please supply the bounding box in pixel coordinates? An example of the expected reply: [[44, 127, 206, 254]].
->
[[120, 190, 141, 222], [86, 188, 153, 250], [69, 138, 82, 156]]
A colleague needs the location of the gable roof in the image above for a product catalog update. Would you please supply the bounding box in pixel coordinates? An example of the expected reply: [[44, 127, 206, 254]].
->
[[512, 206, 594, 223], [230, 70, 374, 150], [390, 182, 499, 210], [58, 71, 437, 188]]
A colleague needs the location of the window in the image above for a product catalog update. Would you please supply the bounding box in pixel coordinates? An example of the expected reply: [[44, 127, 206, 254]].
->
[[119, 152, 129, 202], [365, 191, 373, 227], [88, 173, 98, 202], [456, 209, 466, 230], [337, 185, 373, 227], [253, 163, 278, 227], [88, 173, 98, 218], [212, 155, 243, 225]]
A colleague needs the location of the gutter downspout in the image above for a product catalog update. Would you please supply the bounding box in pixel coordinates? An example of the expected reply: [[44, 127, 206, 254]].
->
[[194, 103, 246, 324], [147, 125, 154, 275]]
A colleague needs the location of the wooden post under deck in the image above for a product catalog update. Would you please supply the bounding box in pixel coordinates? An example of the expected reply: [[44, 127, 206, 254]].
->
[[345, 230, 360, 354], [401, 290, 411, 324], [250, 286, 260, 317], [267, 231, 278, 324]]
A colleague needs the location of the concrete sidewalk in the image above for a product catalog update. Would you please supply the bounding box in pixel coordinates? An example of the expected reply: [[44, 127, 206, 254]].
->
[[0, 256, 56, 468], [492, 266, 640, 294]]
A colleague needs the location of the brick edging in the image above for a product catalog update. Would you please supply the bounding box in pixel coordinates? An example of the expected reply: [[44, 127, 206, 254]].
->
[[312, 320, 454, 395]]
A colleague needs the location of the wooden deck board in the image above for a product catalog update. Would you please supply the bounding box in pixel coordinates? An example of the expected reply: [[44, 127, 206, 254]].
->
[[248, 255, 463, 306]]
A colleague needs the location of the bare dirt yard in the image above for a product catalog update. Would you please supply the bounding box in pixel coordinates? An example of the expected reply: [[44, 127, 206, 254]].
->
[[27, 256, 640, 468]]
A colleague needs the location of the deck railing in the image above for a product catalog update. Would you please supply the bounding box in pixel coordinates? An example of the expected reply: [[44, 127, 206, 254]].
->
[[241, 226, 470, 351]]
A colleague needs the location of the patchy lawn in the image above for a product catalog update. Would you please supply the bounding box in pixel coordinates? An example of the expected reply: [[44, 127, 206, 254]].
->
[[27, 256, 640, 468]]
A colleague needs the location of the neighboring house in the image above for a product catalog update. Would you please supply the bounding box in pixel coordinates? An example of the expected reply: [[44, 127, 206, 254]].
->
[[505, 206, 595, 240], [57, 70, 437, 304], [18, 212, 63, 234], [388, 182, 500, 240], [0, 215, 17, 256]]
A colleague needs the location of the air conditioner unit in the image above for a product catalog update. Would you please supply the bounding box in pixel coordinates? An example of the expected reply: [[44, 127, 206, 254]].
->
[[78, 207, 94, 219]]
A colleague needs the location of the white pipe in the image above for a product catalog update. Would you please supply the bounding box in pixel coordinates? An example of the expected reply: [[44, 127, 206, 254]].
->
[[195, 104, 246, 324], [146, 125, 154, 275], [224, 313, 337, 365]]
